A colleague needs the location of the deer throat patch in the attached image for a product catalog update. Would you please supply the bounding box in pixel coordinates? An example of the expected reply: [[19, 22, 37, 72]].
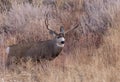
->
[[56, 43, 64, 47]]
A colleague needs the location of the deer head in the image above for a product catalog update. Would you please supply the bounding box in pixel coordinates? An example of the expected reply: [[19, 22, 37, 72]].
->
[[45, 13, 79, 47]]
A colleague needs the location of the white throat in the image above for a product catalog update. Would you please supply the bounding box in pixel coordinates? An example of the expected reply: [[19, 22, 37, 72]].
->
[[56, 43, 64, 47]]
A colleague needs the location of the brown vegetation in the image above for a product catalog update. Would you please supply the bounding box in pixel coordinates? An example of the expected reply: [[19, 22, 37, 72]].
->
[[0, 0, 120, 82]]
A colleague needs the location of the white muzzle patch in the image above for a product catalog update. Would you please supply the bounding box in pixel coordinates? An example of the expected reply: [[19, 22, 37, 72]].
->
[[56, 37, 65, 47], [6, 47, 10, 54]]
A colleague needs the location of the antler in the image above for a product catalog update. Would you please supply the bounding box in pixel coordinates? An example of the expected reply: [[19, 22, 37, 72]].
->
[[45, 13, 57, 35], [65, 23, 79, 34], [45, 13, 52, 31]]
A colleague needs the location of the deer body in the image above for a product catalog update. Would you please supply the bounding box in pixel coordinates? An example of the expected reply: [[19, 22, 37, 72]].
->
[[25, 40, 63, 59], [6, 37, 64, 65]]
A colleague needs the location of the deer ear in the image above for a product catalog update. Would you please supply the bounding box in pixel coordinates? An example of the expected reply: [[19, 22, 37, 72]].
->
[[49, 30, 56, 36], [60, 26, 64, 34]]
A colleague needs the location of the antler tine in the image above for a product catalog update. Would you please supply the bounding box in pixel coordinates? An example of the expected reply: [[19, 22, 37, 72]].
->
[[65, 23, 79, 34], [45, 13, 58, 35], [45, 13, 51, 31]]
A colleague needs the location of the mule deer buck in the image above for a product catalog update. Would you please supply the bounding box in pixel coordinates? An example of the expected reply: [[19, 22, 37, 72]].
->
[[6, 14, 79, 66]]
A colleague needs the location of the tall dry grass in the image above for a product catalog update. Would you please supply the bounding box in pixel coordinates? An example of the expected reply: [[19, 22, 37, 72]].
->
[[0, 0, 120, 82]]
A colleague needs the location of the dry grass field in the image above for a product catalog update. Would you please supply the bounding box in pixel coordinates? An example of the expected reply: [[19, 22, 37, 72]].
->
[[0, 0, 120, 82]]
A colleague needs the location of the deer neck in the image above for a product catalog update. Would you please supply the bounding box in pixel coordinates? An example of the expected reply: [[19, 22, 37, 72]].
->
[[50, 40, 63, 58], [51, 39, 63, 52]]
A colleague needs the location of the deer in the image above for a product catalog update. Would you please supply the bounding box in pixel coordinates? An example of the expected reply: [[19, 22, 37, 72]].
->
[[5, 14, 79, 66]]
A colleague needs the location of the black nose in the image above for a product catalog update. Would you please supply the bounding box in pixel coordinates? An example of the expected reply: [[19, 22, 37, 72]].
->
[[61, 41, 65, 44]]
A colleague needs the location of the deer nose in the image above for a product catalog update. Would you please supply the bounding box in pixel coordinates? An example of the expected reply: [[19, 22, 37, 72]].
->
[[61, 41, 65, 44]]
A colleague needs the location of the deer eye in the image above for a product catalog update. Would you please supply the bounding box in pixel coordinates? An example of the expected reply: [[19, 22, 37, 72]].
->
[[57, 36, 60, 38]]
